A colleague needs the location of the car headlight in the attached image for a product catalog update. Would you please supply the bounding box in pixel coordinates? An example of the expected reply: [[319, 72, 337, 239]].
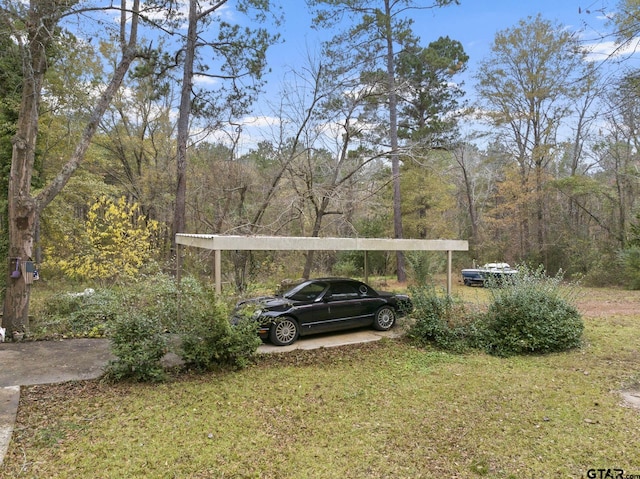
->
[[252, 309, 263, 320]]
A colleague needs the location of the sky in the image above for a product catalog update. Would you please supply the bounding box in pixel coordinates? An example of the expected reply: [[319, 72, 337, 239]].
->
[[272, 0, 601, 68], [263, 0, 619, 79], [229, 0, 628, 151], [69, 0, 630, 151]]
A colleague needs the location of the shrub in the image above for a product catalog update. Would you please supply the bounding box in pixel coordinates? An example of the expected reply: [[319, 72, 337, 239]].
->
[[405, 251, 444, 284], [119, 273, 202, 333], [332, 258, 360, 278], [407, 284, 480, 353], [177, 287, 261, 370], [408, 267, 584, 357], [30, 274, 261, 376], [104, 311, 167, 382], [482, 265, 584, 356]]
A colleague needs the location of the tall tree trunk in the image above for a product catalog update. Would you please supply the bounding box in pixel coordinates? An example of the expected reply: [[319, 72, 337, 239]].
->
[[454, 146, 479, 244], [302, 197, 331, 279], [383, 0, 406, 282], [3, 0, 57, 335], [3, 0, 140, 334], [172, 0, 198, 255]]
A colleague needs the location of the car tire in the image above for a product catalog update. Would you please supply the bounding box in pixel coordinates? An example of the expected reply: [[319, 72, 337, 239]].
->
[[269, 316, 299, 346], [373, 306, 396, 331]]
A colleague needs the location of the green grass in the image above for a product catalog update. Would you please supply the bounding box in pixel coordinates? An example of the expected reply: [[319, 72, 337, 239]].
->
[[3, 287, 640, 478]]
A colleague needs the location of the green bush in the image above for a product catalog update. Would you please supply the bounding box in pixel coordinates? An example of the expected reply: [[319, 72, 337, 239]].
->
[[332, 258, 360, 278], [407, 285, 480, 353], [405, 251, 444, 284], [408, 267, 584, 357], [104, 311, 167, 382], [482, 266, 584, 356], [113, 275, 261, 372], [119, 273, 199, 333], [178, 292, 261, 370]]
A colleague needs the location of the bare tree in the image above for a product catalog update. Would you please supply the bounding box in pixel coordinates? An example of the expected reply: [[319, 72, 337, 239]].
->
[[308, 0, 460, 282]]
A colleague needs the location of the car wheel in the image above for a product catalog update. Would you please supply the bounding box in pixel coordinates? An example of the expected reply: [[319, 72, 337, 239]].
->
[[269, 317, 299, 346], [373, 306, 396, 331]]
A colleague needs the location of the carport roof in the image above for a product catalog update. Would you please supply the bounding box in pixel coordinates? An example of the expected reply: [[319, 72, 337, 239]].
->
[[175, 234, 468, 295], [175, 234, 468, 252]]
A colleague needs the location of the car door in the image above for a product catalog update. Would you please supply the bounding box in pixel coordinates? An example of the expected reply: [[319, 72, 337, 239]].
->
[[286, 281, 329, 331], [310, 281, 370, 333]]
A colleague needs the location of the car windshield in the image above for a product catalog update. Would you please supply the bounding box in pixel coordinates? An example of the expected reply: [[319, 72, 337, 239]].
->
[[283, 281, 327, 301]]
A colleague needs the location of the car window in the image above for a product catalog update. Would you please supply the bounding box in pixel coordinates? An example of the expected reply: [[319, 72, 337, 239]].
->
[[327, 282, 360, 300], [285, 282, 326, 301]]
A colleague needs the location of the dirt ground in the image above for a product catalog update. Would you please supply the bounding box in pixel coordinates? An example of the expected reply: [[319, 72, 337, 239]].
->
[[577, 289, 640, 316], [577, 300, 639, 316]]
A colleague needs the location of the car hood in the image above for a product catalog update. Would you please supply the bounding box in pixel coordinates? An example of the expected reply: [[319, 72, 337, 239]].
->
[[235, 295, 294, 312]]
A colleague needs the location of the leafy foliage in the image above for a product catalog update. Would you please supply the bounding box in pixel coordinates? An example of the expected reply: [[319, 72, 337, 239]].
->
[[482, 265, 584, 356], [409, 266, 584, 357], [405, 251, 445, 283], [178, 289, 262, 371], [396, 36, 469, 146], [35, 288, 120, 338], [44, 196, 160, 282], [407, 284, 480, 352], [618, 247, 640, 290], [618, 212, 640, 289], [104, 310, 168, 383], [30, 274, 261, 379]]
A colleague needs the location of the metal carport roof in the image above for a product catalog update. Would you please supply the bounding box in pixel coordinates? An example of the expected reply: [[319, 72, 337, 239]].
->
[[175, 234, 468, 294]]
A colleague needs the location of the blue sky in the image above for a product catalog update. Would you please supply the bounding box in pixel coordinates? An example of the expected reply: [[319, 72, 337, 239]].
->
[[264, 0, 615, 77], [232, 0, 624, 150]]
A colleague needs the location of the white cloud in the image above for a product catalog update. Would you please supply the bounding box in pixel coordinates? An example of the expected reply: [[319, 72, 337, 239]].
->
[[583, 38, 640, 61], [193, 74, 220, 88]]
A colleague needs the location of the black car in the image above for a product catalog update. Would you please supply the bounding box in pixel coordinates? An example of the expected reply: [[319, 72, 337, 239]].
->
[[233, 278, 412, 346]]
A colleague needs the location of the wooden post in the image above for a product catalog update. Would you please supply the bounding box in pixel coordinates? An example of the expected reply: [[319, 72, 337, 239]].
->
[[176, 244, 182, 284], [176, 244, 182, 323]]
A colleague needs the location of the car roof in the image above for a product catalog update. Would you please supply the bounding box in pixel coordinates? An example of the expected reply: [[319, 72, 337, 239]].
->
[[310, 277, 363, 284]]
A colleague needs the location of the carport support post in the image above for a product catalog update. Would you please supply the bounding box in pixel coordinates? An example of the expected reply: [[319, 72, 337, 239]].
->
[[215, 249, 222, 295], [364, 251, 369, 284], [446, 250, 452, 296]]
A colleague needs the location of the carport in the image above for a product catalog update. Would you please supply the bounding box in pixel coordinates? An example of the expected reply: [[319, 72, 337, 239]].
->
[[175, 234, 468, 295]]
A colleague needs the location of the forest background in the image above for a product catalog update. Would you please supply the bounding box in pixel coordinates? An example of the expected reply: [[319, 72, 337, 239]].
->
[[2, 0, 640, 333]]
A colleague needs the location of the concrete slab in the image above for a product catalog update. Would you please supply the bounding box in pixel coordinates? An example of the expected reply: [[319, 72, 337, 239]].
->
[[0, 386, 19, 466], [0, 338, 113, 388], [258, 327, 402, 353]]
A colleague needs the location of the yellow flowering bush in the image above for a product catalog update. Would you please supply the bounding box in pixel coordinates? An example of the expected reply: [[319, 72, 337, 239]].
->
[[51, 196, 159, 282]]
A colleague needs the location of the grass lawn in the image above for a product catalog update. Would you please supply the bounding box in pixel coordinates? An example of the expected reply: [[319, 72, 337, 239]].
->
[[2, 286, 639, 478]]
